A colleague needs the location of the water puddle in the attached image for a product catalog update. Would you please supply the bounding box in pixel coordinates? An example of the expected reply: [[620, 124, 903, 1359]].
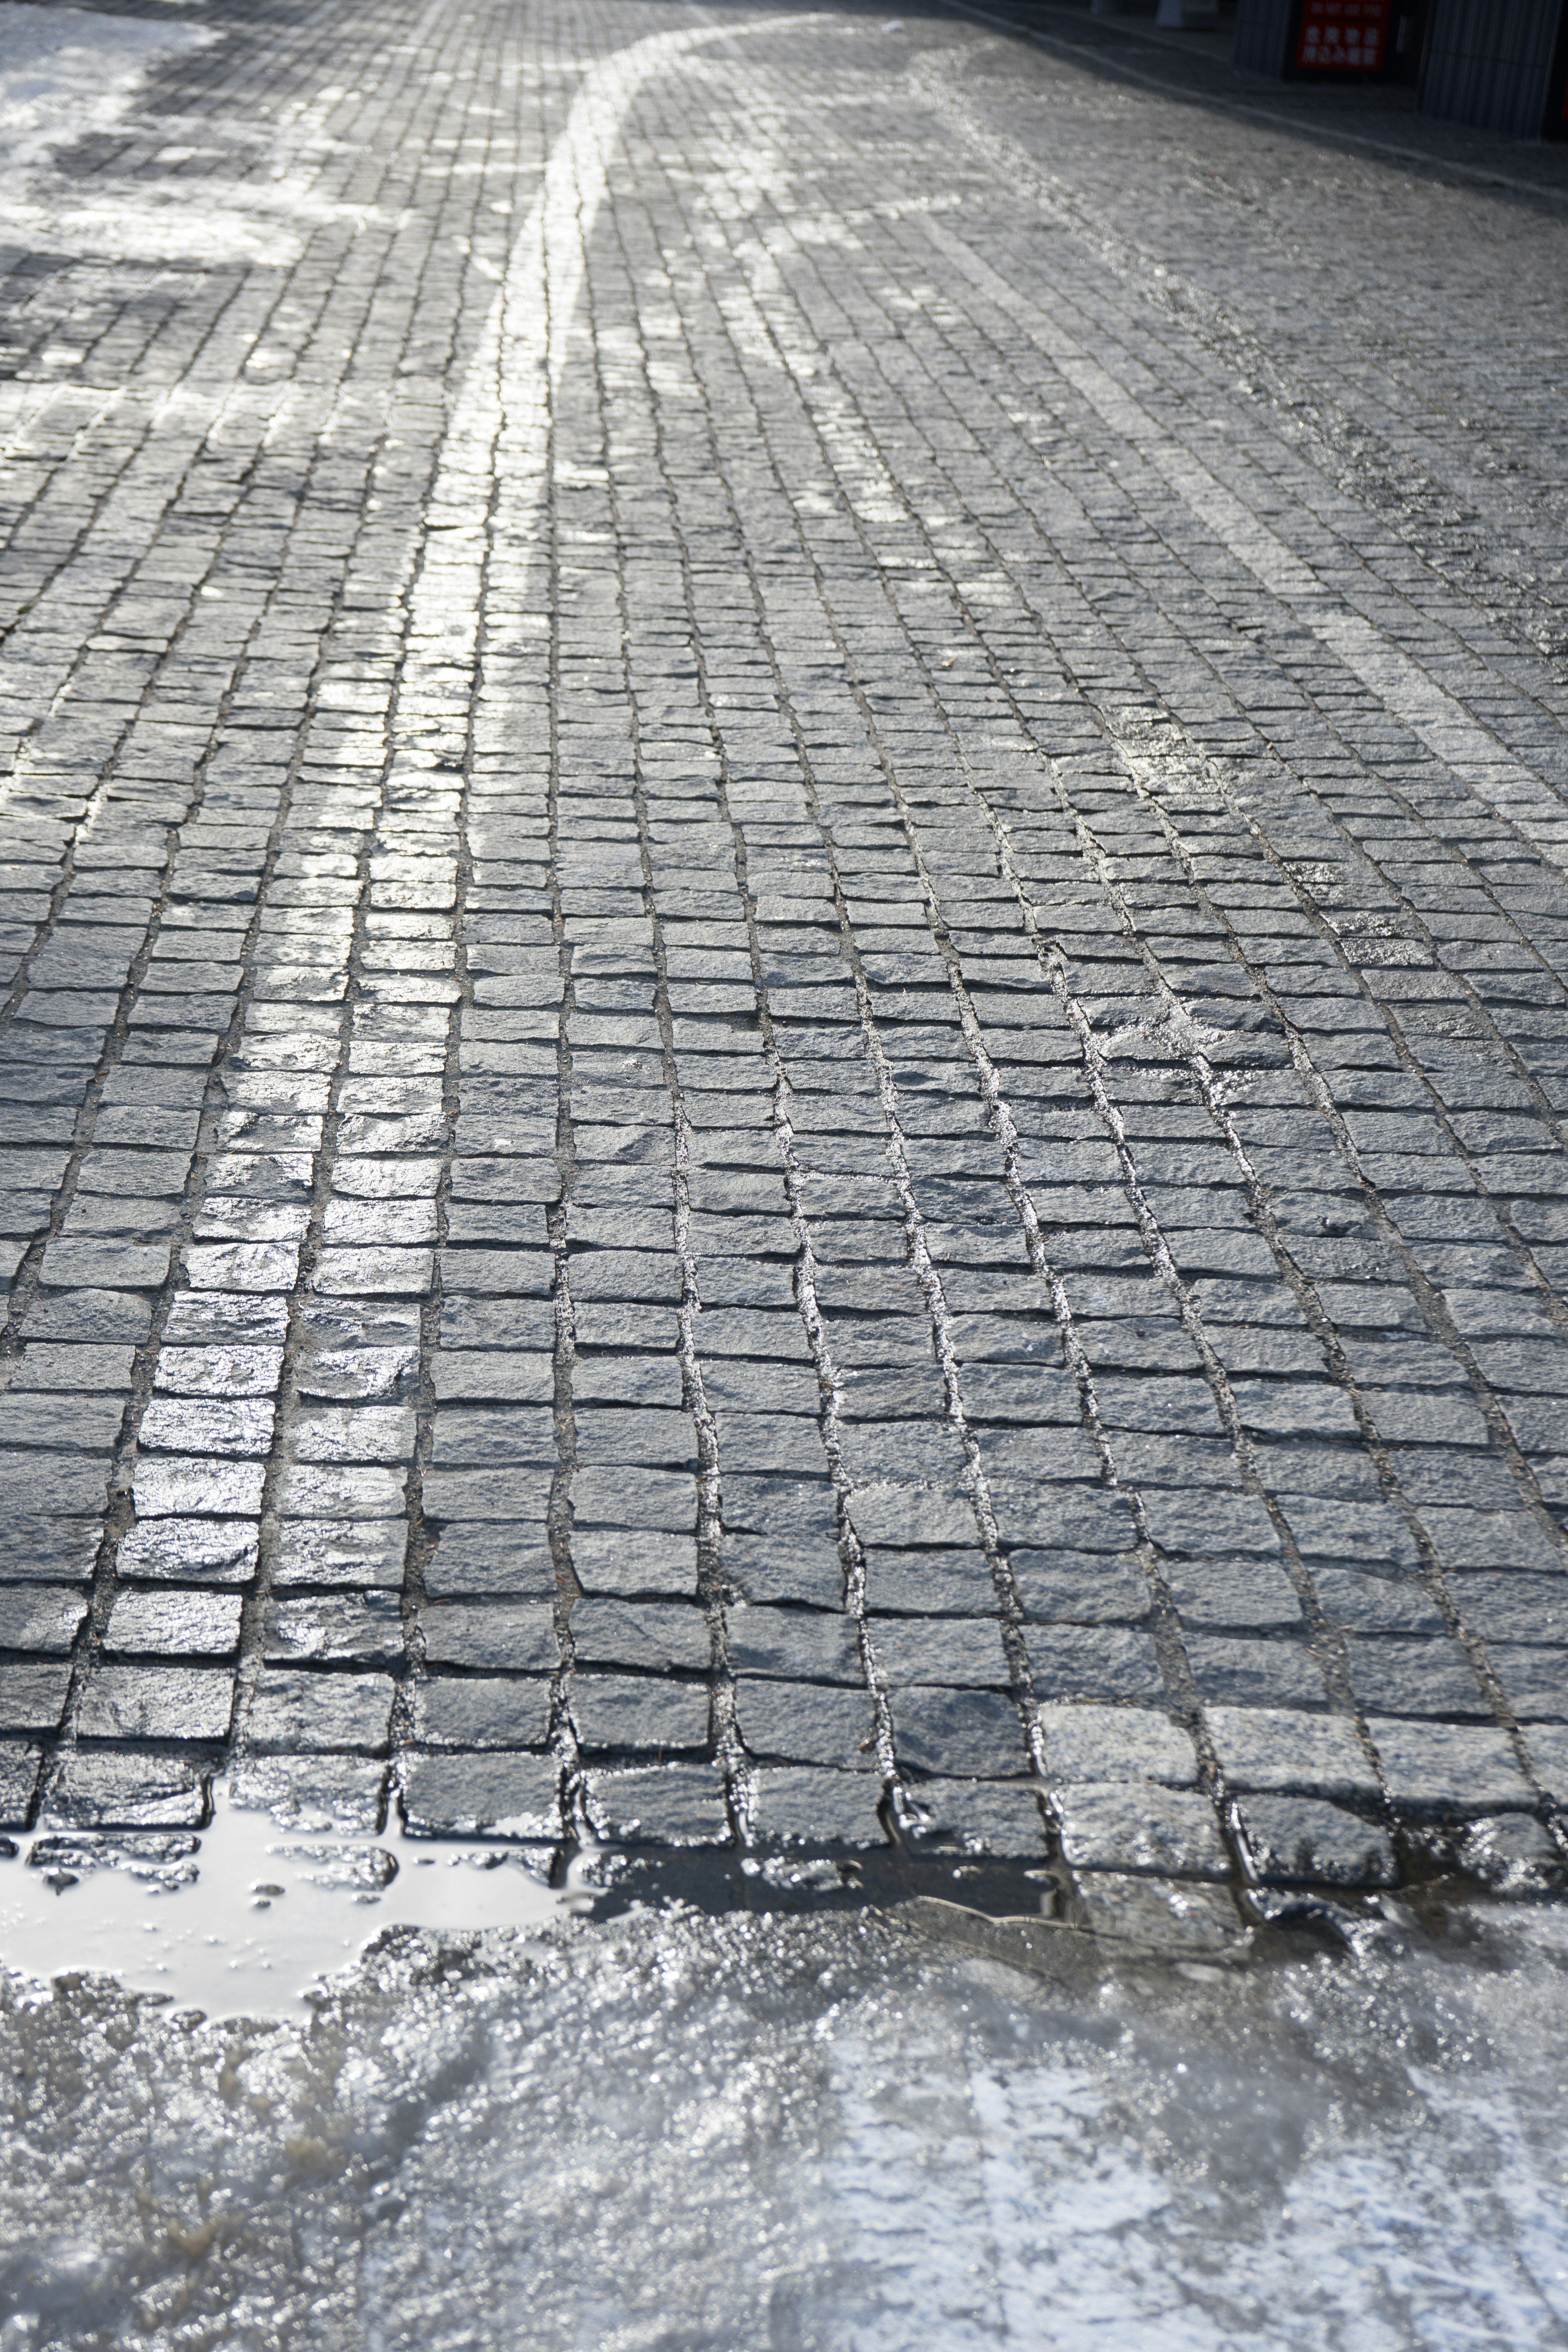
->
[[0, 1783, 564, 2018]]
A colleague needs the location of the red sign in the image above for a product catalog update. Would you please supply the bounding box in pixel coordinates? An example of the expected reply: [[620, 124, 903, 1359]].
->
[[1295, 0, 1389, 71]]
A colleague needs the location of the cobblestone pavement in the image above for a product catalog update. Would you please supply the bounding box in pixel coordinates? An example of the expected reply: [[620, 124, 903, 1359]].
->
[[2, 0, 1567, 1918]]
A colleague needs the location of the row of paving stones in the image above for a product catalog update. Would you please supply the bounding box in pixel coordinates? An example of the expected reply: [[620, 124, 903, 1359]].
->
[[0, 0, 1564, 1917]]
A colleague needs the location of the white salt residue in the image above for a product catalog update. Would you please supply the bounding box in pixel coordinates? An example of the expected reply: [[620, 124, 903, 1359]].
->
[[2, 1898, 1566, 2350], [0, 5, 214, 177], [0, 3, 365, 264]]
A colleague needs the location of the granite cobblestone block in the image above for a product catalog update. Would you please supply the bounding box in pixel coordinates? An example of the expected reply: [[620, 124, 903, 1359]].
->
[[0, 0, 1562, 1906]]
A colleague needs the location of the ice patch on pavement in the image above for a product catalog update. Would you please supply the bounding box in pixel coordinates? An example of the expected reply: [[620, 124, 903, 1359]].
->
[[0, 4, 363, 265], [2, 1894, 1567, 2349]]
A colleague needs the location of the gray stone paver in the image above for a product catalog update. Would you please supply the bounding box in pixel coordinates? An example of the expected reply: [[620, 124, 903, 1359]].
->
[[0, 0, 1566, 1909]]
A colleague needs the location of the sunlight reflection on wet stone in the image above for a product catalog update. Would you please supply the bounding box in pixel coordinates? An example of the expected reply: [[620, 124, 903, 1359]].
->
[[3, 1901, 1568, 2350]]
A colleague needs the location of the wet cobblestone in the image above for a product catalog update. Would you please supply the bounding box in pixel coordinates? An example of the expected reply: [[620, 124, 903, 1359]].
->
[[0, 0, 1566, 1915]]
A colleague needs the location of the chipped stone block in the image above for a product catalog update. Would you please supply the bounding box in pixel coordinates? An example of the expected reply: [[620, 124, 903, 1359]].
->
[[1056, 1782, 1230, 1880], [420, 1601, 558, 1673], [1037, 1703, 1199, 1787], [1205, 1706, 1379, 1801], [1456, 1813, 1564, 1895], [889, 1685, 1027, 1778], [906, 1777, 1049, 1858], [1314, 1566, 1446, 1637], [275, 1461, 406, 1520], [736, 1678, 880, 1771], [117, 1517, 259, 1583], [402, 1751, 560, 1840], [38, 1750, 207, 1831], [587, 1764, 731, 1846], [249, 1669, 394, 1753], [273, 1518, 407, 1587], [749, 1766, 888, 1847], [264, 1592, 405, 1666], [77, 1664, 232, 1742], [1069, 1871, 1247, 1958], [414, 1676, 552, 1751], [228, 1754, 388, 1835], [0, 1743, 41, 1827], [1367, 1718, 1532, 1815], [1234, 1795, 1396, 1889], [569, 1670, 711, 1755]]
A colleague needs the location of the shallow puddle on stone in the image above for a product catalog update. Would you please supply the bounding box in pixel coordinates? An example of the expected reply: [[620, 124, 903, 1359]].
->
[[0, 1782, 563, 2018]]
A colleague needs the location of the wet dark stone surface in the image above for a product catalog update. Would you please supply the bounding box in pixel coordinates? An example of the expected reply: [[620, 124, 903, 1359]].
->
[[0, 0, 1566, 1922]]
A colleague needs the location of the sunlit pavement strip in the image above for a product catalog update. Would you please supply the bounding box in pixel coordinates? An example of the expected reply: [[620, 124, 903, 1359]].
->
[[2, 0, 1568, 2003]]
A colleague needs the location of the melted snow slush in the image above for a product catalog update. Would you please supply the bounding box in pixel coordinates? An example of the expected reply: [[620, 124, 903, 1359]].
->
[[2, 1825, 1567, 2351]]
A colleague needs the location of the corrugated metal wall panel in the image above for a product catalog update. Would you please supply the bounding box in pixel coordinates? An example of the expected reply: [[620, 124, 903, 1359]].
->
[[1421, 0, 1564, 135], [1233, 0, 1298, 74]]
